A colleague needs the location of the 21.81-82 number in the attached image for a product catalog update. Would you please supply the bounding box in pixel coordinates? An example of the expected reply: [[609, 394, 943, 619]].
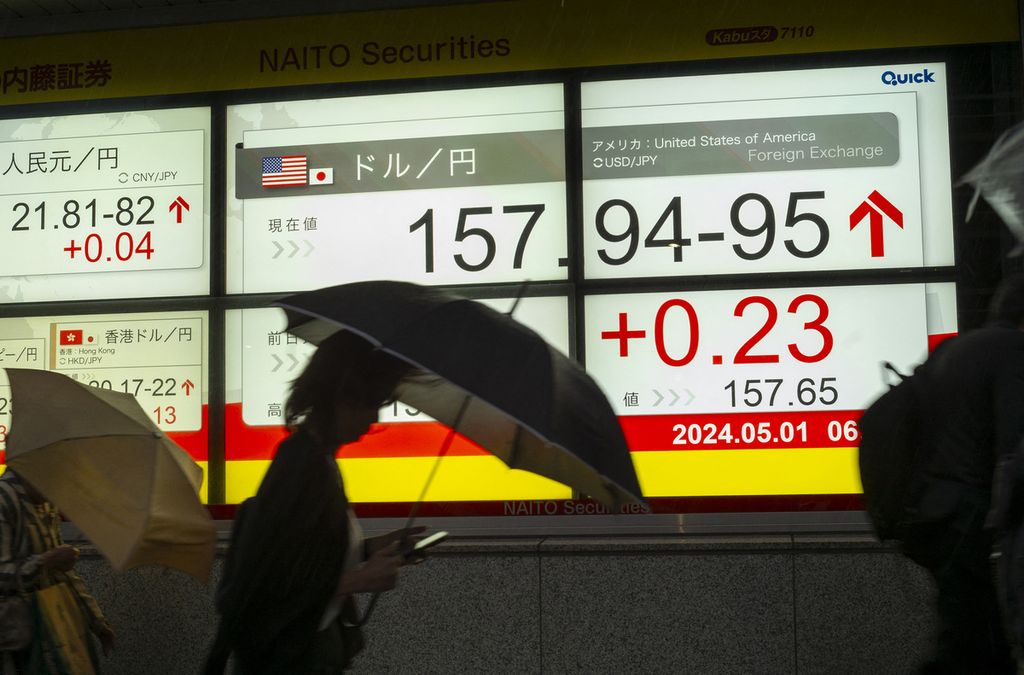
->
[[12, 196, 156, 231]]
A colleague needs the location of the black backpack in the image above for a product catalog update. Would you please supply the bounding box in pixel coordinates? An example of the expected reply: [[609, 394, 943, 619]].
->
[[857, 360, 932, 541]]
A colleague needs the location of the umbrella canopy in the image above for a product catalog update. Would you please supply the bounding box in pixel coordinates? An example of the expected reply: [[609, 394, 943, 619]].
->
[[3, 368, 216, 582], [276, 280, 644, 511], [960, 120, 1024, 254]]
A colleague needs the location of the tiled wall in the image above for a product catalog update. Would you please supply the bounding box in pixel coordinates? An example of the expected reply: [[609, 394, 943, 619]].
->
[[72, 535, 934, 674]]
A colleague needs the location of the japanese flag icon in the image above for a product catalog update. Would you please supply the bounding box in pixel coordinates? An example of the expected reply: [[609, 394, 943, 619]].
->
[[309, 167, 334, 185]]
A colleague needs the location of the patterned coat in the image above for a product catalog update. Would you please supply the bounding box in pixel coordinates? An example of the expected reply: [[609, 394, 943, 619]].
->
[[0, 470, 109, 673]]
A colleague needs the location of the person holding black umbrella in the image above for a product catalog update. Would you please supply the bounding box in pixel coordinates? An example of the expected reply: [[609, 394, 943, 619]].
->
[[207, 279, 645, 673], [204, 330, 425, 674]]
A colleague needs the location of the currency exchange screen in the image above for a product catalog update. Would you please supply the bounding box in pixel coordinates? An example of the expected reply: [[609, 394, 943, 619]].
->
[[0, 310, 210, 500], [578, 62, 956, 507], [214, 64, 958, 513], [225, 83, 567, 293], [0, 107, 211, 303]]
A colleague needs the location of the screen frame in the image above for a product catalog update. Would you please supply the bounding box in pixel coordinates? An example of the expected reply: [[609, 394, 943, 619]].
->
[[0, 41, 1018, 534]]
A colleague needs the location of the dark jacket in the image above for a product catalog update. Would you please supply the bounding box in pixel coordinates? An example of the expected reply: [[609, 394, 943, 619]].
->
[[915, 326, 1024, 522], [204, 430, 363, 674]]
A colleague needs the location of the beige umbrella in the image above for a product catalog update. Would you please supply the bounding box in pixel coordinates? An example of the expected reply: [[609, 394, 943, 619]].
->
[[3, 368, 215, 582]]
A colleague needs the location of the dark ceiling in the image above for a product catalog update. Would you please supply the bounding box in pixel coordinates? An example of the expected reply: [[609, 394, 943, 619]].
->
[[0, 0, 492, 37]]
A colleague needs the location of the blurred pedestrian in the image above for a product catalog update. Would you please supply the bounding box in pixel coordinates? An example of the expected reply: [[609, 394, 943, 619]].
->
[[902, 273, 1024, 673], [0, 469, 114, 674], [205, 330, 425, 674]]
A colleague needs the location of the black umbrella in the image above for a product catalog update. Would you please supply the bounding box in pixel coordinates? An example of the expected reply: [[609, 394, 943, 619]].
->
[[275, 280, 643, 511]]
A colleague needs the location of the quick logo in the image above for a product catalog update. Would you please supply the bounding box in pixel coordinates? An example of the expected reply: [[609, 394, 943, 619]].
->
[[881, 68, 936, 86]]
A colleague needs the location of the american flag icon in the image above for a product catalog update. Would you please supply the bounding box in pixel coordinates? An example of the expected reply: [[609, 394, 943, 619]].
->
[[262, 155, 308, 188]]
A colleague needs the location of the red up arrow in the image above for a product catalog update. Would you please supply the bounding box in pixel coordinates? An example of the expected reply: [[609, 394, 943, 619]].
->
[[849, 190, 903, 258], [169, 196, 190, 223], [180, 379, 195, 396]]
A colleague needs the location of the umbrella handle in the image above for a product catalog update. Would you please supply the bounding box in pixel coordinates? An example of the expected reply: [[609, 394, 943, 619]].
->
[[402, 425, 458, 528], [353, 436, 451, 629], [357, 396, 471, 628], [402, 394, 472, 529]]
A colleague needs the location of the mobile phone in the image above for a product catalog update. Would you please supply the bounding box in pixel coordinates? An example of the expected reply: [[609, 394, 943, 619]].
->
[[413, 530, 449, 552]]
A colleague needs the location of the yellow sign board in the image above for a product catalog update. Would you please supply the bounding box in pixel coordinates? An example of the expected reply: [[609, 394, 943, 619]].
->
[[0, 0, 1017, 104]]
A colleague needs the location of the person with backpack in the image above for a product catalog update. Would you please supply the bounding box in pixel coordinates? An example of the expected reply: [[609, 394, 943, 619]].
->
[[900, 273, 1024, 673]]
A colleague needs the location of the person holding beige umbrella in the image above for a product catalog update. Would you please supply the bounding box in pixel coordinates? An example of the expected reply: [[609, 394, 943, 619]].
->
[[0, 468, 114, 673], [0, 367, 216, 673]]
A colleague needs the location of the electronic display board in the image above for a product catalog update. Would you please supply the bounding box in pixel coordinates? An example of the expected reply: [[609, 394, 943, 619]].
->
[[0, 107, 211, 303], [0, 56, 973, 523], [585, 282, 957, 499], [0, 311, 210, 499], [224, 295, 572, 508], [214, 64, 965, 515], [225, 84, 567, 294], [581, 63, 953, 279]]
